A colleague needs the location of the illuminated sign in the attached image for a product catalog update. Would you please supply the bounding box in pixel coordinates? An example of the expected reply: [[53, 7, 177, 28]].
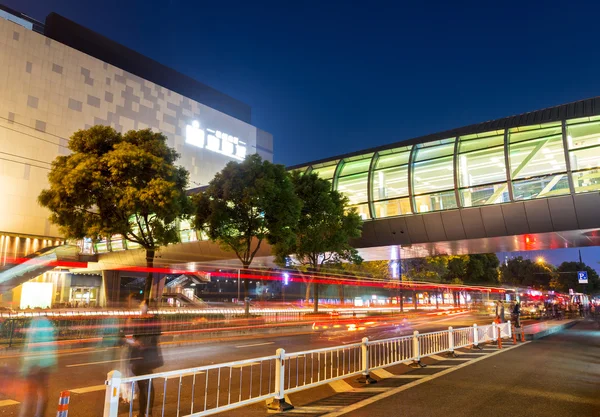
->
[[185, 120, 246, 160]]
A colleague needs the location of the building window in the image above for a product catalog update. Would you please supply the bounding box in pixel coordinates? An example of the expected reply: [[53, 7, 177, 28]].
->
[[412, 139, 457, 212], [335, 155, 373, 219], [508, 122, 568, 200], [458, 130, 508, 207], [371, 147, 412, 218], [567, 117, 600, 193]]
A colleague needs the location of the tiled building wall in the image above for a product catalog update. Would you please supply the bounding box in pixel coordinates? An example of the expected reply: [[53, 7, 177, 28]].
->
[[0, 17, 272, 239]]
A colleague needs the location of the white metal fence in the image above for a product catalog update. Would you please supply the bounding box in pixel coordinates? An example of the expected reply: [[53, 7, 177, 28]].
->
[[103, 321, 512, 417]]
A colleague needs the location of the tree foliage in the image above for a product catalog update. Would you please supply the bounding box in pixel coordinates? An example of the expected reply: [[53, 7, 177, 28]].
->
[[273, 171, 363, 311], [193, 154, 301, 296], [402, 253, 500, 285], [499, 257, 556, 289], [39, 126, 190, 301], [552, 261, 600, 294]]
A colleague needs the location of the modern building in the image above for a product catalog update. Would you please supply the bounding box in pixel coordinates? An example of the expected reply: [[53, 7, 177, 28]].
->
[[0, 5, 273, 308]]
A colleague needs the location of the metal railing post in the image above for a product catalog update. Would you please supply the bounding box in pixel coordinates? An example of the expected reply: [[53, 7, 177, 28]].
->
[[492, 322, 498, 341], [357, 337, 376, 384], [447, 326, 457, 357], [103, 370, 121, 417], [267, 348, 293, 411], [411, 330, 426, 367], [473, 323, 480, 349]]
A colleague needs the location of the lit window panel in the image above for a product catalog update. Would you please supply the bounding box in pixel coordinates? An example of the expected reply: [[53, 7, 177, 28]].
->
[[412, 155, 455, 194], [414, 191, 457, 213], [459, 183, 509, 207], [373, 198, 412, 218], [512, 174, 570, 200], [509, 134, 566, 179], [372, 165, 409, 200]]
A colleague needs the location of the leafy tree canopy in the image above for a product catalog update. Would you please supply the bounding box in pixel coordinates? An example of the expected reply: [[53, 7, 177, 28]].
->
[[499, 257, 556, 289], [39, 126, 190, 300], [552, 261, 600, 294], [273, 171, 362, 311], [193, 154, 301, 287]]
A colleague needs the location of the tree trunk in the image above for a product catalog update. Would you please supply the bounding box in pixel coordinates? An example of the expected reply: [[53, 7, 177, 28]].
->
[[305, 282, 311, 304], [144, 249, 155, 305], [242, 265, 250, 298], [313, 282, 319, 313]]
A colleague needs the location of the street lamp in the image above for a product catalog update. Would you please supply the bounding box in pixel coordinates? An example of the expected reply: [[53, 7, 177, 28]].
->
[[536, 256, 544, 264]]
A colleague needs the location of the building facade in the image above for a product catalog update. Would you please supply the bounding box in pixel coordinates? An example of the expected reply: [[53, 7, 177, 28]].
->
[[0, 6, 273, 308]]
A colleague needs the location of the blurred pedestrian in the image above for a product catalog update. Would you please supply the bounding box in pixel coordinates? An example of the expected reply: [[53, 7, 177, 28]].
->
[[129, 315, 163, 417], [19, 316, 57, 417]]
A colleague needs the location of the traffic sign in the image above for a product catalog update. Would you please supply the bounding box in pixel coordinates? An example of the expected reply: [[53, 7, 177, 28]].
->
[[577, 271, 588, 284]]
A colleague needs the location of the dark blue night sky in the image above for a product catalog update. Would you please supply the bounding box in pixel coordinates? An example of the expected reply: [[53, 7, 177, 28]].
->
[[7, 0, 600, 268]]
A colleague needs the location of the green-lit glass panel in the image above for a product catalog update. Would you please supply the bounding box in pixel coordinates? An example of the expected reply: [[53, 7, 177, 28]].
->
[[458, 147, 506, 187], [375, 149, 411, 169], [458, 134, 504, 153], [508, 124, 562, 144], [337, 156, 373, 177], [509, 135, 566, 179], [414, 142, 455, 162], [566, 120, 600, 150], [572, 169, 600, 193], [413, 155, 454, 194], [373, 198, 412, 218], [337, 171, 369, 205], [414, 191, 457, 213], [459, 183, 509, 207], [311, 163, 338, 180], [512, 174, 570, 200], [372, 165, 409, 200], [569, 147, 600, 171]]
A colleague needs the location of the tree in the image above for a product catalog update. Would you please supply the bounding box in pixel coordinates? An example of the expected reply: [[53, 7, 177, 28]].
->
[[499, 257, 556, 289], [273, 171, 363, 312], [464, 254, 500, 284], [193, 154, 301, 297], [39, 126, 190, 303], [552, 261, 600, 294]]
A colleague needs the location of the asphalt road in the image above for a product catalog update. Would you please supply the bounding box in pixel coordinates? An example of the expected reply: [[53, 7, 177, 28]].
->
[[0, 312, 491, 416], [227, 320, 598, 417]]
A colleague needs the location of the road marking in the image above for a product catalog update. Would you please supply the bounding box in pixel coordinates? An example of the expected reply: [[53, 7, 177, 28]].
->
[[371, 369, 395, 379], [388, 374, 427, 379], [329, 379, 354, 392], [425, 365, 454, 368], [70, 385, 106, 394], [0, 400, 19, 407], [321, 342, 529, 417], [457, 352, 489, 355], [235, 342, 275, 348], [430, 355, 470, 361], [288, 406, 339, 413], [66, 357, 142, 368]]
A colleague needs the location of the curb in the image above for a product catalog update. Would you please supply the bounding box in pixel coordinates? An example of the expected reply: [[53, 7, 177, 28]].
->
[[525, 320, 579, 340]]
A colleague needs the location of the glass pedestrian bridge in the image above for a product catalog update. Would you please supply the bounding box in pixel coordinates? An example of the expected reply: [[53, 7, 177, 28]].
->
[[290, 98, 600, 221]]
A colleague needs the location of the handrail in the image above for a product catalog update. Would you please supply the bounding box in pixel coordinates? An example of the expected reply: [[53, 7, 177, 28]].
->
[[103, 320, 514, 417]]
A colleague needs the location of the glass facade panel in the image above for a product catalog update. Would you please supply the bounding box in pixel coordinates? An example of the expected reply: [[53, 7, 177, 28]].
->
[[348, 203, 370, 220], [512, 174, 570, 200], [458, 147, 506, 187], [372, 165, 409, 200], [338, 157, 373, 177], [566, 120, 600, 150], [414, 142, 454, 161], [458, 133, 504, 153], [413, 155, 455, 194], [509, 134, 566, 179], [509, 123, 562, 143], [569, 147, 600, 172], [414, 191, 457, 213], [572, 169, 600, 193], [459, 183, 509, 207], [373, 198, 412, 218], [311, 163, 338, 180], [375, 149, 411, 169]]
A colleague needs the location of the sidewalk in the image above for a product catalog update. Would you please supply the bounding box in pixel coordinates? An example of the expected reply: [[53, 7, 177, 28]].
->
[[522, 318, 578, 339]]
